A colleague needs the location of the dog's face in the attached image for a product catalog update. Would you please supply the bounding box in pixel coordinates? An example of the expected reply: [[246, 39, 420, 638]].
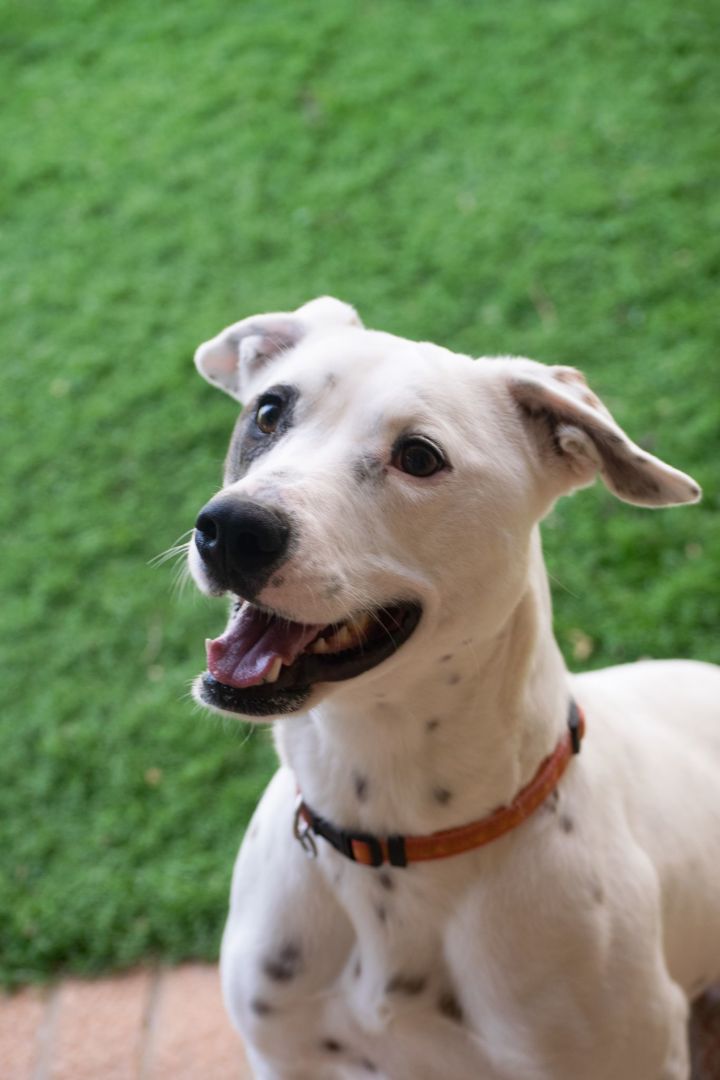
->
[[189, 297, 700, 720]]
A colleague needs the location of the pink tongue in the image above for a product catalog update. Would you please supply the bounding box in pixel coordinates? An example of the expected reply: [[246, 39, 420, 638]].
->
[[206, 606, 324, 689]]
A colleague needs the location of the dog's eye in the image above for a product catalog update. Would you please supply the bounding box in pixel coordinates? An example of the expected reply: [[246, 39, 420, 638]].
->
[[393, 436, 446, 478], [255, 396, 284, 435]]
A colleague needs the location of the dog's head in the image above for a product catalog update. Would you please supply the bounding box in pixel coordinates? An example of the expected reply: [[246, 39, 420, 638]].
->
[[188, 296, 700, 719]]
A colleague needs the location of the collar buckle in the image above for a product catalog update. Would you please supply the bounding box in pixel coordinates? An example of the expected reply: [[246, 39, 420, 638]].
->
[[567, 699, 583, 754], [292, 794, 318, 859]]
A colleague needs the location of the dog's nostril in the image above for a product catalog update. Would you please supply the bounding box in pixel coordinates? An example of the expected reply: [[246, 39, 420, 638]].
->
[[195, 511, 219, 544]]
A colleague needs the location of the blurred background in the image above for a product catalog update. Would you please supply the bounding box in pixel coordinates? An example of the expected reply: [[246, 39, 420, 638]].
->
[[2, 0, 718, 987]]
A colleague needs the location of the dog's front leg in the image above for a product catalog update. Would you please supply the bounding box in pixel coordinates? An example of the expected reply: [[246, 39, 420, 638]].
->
[[220, 767, 358, 1079], [242, 1046, 338, 1080]]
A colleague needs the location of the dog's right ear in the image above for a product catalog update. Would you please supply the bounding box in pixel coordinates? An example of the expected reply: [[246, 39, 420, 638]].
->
[[194, 296, 362, 402]]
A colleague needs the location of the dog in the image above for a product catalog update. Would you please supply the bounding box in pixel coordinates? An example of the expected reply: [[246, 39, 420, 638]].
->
[[187, 297, 720, 1079]]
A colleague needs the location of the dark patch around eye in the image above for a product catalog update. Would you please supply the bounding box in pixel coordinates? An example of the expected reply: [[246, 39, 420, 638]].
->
[[224, 384, 299, 483]]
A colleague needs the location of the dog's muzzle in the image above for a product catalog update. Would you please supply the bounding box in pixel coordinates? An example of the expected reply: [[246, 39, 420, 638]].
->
[[194, 496, 292, 599]]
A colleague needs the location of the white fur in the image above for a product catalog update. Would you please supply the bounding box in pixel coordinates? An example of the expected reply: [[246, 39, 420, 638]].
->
[[189, 299, 718, 1079]]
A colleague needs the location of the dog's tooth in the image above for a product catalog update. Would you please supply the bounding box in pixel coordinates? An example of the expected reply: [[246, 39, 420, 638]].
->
[[311, 637, 330, 654], [328, 624, 353, 650], [264, 657, 283, 683], [349, 613, 371, 636]]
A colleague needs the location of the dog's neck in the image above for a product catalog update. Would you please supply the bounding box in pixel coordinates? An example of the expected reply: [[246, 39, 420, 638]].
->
[[275, 527, 569, 836]]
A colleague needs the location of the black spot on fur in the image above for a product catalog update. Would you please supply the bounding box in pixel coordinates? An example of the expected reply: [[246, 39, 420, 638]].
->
[[360, 1060, 379, 1073], [447, 673, 462, 686], [426, 718, 440, 732], [439, 653, 453, 663], [591, 881, 604, 904], [560, 814, 574, 834], [354, 772, 369, 801], [386, 973, 427, 995], [250, 998, 274, 1016], [378, 871, 394, 891], [324, 576, 344, 599], [376, 903, 388, 925], [324, 373, 338, 389], [321, 1037, 344, 1053], [263, 942, 302, 982], [353, 454, 387, 485], [438, 990, 464, 1023], [543, 788, 559, 813], [433, 786, 453, 805], [354, 958, 362, 979]]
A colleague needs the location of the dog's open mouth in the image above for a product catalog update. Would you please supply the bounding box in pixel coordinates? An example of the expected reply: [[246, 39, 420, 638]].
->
[[198, 600, 422, 716]]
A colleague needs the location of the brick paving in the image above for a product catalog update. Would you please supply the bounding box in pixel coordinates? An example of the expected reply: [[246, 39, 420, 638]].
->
[[0, 965, 252, 1080]]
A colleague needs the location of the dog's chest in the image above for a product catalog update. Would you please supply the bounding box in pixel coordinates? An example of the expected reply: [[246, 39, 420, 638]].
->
[[297, 855, 490, 1078]]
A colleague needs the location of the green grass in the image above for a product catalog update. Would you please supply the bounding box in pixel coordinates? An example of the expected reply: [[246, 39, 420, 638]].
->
[[1, 0, 718, 986]]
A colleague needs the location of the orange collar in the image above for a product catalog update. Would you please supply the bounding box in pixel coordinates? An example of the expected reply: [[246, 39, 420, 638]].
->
[[293, 701, 586, 867]]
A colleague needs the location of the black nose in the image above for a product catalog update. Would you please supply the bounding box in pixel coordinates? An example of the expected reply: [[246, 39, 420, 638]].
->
[[194, 497, 291, 597]]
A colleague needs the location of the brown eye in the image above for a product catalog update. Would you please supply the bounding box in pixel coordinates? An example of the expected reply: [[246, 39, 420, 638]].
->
[[394, 436, 446, 477], [255, 396, 284, 435]]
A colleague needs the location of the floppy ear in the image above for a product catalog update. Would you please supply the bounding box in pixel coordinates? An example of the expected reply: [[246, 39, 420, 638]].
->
[[194, 296, 362, 402], [509, 364, 701, 507]]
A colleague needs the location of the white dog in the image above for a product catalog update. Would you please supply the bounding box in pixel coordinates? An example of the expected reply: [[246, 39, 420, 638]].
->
[[188, 297, 720, 1080]]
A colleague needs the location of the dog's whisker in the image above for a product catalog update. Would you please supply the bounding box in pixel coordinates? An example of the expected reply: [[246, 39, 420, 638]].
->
[[546, 571, 581, 600], [149, 539, 192, 568]]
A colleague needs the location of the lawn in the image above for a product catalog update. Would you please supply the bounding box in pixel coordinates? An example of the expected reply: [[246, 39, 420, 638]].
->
[[1, 0, 718, 986]]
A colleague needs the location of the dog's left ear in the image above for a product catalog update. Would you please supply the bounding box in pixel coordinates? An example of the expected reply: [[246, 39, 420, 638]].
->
[[509, 364, 701, 507], [194, 296, 362, 402]]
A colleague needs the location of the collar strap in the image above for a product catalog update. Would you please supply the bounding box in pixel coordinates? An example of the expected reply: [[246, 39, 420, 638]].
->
[[294, 700, 586, 868]]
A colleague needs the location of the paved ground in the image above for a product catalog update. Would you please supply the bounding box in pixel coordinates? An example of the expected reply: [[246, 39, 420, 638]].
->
[[4, 963, 719, 1079], [0, 964, 252, 1080]]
